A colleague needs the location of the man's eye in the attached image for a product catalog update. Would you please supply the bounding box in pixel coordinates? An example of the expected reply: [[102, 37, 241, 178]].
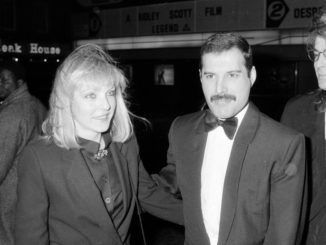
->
[[228, 73, 239, 78], [205, 74, 214, 79], [85, 93, 96, 99]]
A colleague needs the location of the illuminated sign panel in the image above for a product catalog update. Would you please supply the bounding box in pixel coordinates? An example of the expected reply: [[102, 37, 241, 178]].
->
[[138, 2, 194, 35], [99, 9, 120, 37], [121, 7, 138, 37], [29, 43, 61, 55], [71, 0, 325, 39], [196, 0, 263, 32], [0, 41, 66, 56], [76, 0, 123, 7], [71, 13, 90, 38], [266, 0, 325, 29], [0, 43, 22, 54]]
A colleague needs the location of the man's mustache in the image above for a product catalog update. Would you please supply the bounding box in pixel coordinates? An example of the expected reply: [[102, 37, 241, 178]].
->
[[210, 94, 236, 102]]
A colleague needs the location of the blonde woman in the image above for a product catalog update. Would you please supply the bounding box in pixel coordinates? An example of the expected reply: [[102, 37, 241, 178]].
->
[[15, 44, 183, 245]]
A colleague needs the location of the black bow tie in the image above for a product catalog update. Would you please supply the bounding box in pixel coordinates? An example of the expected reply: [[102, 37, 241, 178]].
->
[[204, 110, 238, 140], [314, 89, 326, 113]]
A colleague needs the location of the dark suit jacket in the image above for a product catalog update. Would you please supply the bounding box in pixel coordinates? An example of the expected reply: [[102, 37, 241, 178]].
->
[[15, 135, 183, 245], [159, 103, 306, 245], [281, 91, 326, 244]]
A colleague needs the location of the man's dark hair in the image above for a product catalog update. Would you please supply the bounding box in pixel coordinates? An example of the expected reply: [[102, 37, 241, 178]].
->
[[306, 7, 326, 57], [0, 61, 26, 81], [200, 32, 253, 73]]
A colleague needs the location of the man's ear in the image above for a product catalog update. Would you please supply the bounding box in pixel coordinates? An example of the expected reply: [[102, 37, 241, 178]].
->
[[249, 66, 257, 86], [16, 79, 24, 87]]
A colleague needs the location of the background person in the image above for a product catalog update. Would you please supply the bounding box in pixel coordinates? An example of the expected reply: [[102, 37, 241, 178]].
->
[[0, 61, 47, 245], [14, 44, 183, 245], [281, 10, 326, 245]]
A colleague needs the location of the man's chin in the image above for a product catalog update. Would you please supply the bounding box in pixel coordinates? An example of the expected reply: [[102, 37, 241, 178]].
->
[[318, 79, 326, 90], [211, 110, 234, 119]]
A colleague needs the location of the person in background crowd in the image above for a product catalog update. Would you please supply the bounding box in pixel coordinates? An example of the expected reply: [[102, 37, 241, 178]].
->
[[0, 61, 47, 245], [281, 9, 326, 245], [154, 32, 307, 245], [15, 44, 183, 245]]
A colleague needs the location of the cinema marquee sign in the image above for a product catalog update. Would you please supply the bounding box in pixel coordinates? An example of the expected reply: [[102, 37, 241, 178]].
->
[[0, 42, 62, 55]]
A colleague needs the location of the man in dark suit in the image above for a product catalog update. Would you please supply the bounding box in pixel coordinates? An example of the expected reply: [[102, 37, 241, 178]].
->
[[281, 10, 326, 245], [155, 32, 307, 245]]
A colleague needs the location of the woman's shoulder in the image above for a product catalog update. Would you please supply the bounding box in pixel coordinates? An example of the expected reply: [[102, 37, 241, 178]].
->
[[23, 137, 68, 158], [27, 137, 56, 148], [20, 137, 79, 174]]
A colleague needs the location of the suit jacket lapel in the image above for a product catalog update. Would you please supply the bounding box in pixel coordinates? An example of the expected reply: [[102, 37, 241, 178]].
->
[[308, 108, 326, 219], [218, 103, 259, 244], [191, 117, 211, 243], [313, 110, 325, 189]]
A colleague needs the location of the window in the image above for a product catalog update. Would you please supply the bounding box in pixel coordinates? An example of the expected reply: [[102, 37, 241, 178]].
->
[[154, 64, 174, 85]]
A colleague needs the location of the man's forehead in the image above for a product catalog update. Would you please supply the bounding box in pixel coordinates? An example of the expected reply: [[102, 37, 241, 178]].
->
[[203, 47, 244, 57], [202, 49, 246, 65], [0, 69, 14, 78], [314, 35, 326, 48]]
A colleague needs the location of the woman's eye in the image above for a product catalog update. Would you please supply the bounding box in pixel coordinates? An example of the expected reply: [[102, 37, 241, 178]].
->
[[107, 89, 116, 96]]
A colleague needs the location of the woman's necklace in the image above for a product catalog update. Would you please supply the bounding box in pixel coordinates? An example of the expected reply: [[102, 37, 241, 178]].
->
[[94, 136, 108, 160]]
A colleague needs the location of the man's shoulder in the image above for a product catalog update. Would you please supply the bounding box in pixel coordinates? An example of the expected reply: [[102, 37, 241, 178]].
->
[[0, 101, 26, 123], [0, 93, 46, 119], [259, 111, 302, 139], [26, 137, 56, 151], [246, 103, 298, 135], [240, 109, 304, 156], [26, 136, 63, 154], [21, 93, 46, 111], [173, 110, 204, 125], [285, 90, 318, 108], [281, 90, 318, 125]]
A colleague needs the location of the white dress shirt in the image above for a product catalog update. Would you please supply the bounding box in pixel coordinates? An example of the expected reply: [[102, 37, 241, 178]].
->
[[201, 104, 248, 245]]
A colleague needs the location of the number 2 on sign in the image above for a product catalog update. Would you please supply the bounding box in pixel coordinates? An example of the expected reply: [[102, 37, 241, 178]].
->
[[268, 1, 286, 21]]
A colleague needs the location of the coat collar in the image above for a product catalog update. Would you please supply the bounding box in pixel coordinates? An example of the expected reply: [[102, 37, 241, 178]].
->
[[0, 83, 29, 108]]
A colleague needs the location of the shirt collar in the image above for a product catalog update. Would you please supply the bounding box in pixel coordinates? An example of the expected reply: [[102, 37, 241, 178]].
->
[[235, 103, 249, 127], [79, 132, 112, 155], [230, 103, 249, 139]]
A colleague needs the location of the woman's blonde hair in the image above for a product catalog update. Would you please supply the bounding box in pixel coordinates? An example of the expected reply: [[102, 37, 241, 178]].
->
[[42, 43, 133, 149]]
